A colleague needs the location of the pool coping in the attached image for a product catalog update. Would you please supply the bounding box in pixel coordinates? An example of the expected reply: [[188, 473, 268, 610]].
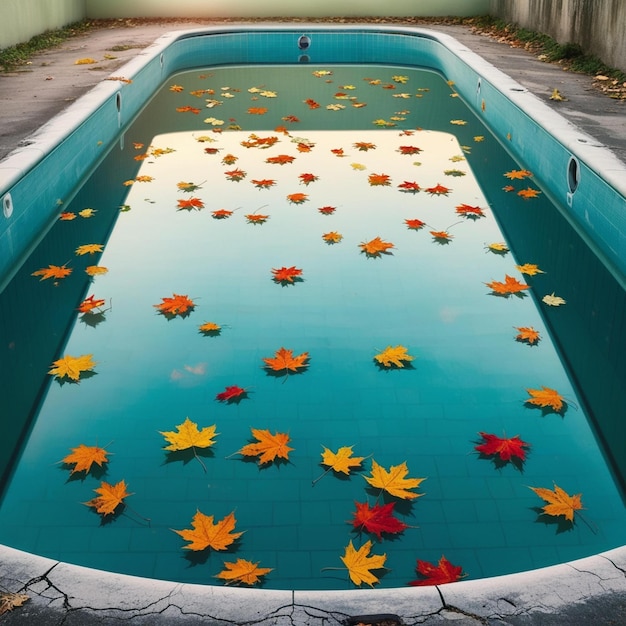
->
[[2, 24, 626, 624]]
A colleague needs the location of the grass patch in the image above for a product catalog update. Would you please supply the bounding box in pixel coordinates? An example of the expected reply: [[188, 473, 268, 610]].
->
[[0, 20, 95, 72]]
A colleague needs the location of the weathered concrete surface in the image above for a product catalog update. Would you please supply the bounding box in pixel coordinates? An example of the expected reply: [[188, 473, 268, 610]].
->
[[490, 0, 626, 74]]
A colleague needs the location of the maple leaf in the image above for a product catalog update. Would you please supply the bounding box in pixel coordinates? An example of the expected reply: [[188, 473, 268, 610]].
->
[[425, 184, 451, 196], [364, 460, 425, 500], [282, 114, 300, 122], [60, 211, 77, 220], [245, 213, 269, 224], [85, 479, 131, 515], [485, 274, 530, 296], [176, 105, 201, 114], [272, 266, 303, 284], [266, 154, 295, 165], [85, 265, 108, 276], [238, 428, 293, 465], [169, 84, 184, 92], [251, 179, 276, 189], [530, 484, 583, 522], [199, 321, 221, 335], [204, 147, 221, 155], [173, 510, 243, 551], [351, 501, 408, 539], [359, 237, 394, 258], [450, 119, 467, 125], [78, 208, 97, 218], [247, 107, 268, 114], [221, 154, 238, 165], [318, 205, 336, 215], [516, 263, 545, 276], [430, 230, 453, 243], [398, 145, 422, 155], [475, 432, 530, 464], [405, 218, 426, 231], [287, 192, 309, 205], [339, 540, 386, 587], [75, 243, 103, 256], [374, 345, 414, 368], [0, 592, 29, 615], [503, 185, 515, 192], [224, 169, 246, 182], [177, 197, 204, 211], [32, 264, 72, 281], [49, 354, 96, 382], [62, 444, 109, 475], [263, 347, 309, 373], [304, 98, 320, 108], [543, 293, 566, 306], [398, 181, 421, 193], [323, 231, 343, 244], [154, 293, 195, 318], [298, 173, 318, 185], [504, 169, 533, 179], [368, 173, 391, 186], [216, 559, 273, 586], [77, 294, 105, 313], [160, 417, 218, 451], [321, 446, 365, 475], [216, 385, 248, 403], [485, 242, 509, 255], [331, 148, 346, 157], [518, 187, 542, 199], [515, 326, 541, 345], [409, 556, 464, 586], [525, 386, 566, 413], [456, 204, 485, 219], [354, 142, 376, 151]]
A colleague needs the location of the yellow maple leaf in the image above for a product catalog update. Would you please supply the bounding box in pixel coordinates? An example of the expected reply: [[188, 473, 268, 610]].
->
[[215, 559, 273, 585], [321, 446, 365, 475], [374, 345, 414, 368], [62, 444, 108, 475], [340, 540, 386, 587], [364, 460, 425, 500], [525, 386, 565, 412], [516, 263, 545, 276], [85, 265, 108, 276], [486, 242, 509, 254], [504, 169, 533, 180], [238, 428, 293, 465], [543, 293, 566, 306], [75, 243, 104, 256], [199, 321, 221, 334], [173, 510, 243, 551], [530, 484, 583, 522], [160, 417, 218, 451], [85, 479, 131, 515], [48, 354, 96, 381], [32, 264, 72, 281]]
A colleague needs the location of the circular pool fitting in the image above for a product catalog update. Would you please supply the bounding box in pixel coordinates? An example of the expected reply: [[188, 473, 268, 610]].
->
[[476, 77, 481, 94], [298, 35, 311, 50], [298, 54, 310, 63], [2, 193, 13, 218], [116, 92, 122, 127], [567, 155, 580, 194]]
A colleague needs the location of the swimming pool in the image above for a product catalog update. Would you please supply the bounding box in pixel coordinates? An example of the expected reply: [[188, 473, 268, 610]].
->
[[1, 26, 625, 596]]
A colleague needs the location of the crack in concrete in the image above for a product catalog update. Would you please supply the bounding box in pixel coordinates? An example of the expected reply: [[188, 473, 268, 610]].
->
[[601, 555, 626, 577]]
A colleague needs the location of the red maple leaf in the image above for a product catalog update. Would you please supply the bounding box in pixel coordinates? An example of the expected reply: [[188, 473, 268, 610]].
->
[[331, 148, 345, 157], [216, 385, 248, 403], [204, 147, 221, 155], [177, 197, 204, 211], [368, 173, 391, 186], [77, 295, 106, 313], [409, 556, 464, 586], [351, 502, 408, 539], [318, 206, 336, 215], [475, 432, 530, 463], [405, 218, 426, 231], [212, 209, 233, 219], [398, 181, 421, 193], [425, 184, 451, 196], [304, 98, 320, 109], [299, 173, 318, 186], [456, 203, 485, 219], [398, 145, 422, 155], [272, 266, 303, 283], [266, 154, 295, 165], [251, 179, 276, 190], [224, 169, 246, 182]]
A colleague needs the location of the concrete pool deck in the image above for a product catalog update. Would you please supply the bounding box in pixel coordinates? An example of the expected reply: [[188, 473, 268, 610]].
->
[[1, 18, 626, 625]]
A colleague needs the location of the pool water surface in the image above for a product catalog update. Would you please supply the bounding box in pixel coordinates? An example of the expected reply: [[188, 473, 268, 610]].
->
[[0, 64, 625, 591]]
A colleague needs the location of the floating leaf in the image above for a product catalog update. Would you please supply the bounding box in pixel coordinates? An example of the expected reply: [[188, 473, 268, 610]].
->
[[177, 197, 204, 211], [351, 501, 408, 539], [272, 266, 303, 284], [266, 154, 295, 165], [475, 432, 530, 463], [543, 293, 566, 306], [339, 540, 386, 587], [176, 105, 201, 114], [77, 295, 106, 313], [251, 179, 276, 189], [516, 263, 545, 276], [430, 230, 453, 243], [359, 237, 394, 258], [318, 205, 336, 215], [298, 173, 318, 185], [485, 274, 529, 296], [216, 559, 273, 586], [287, 192, 309, 205], [49, 354, 96, 382], [374, 345, 414, 368], [515, 326, 541, 345], [247, 107, 268, 115], [224, 169, 246, 182], [79, 208, 97, 218], [62, 444, 109, 475], [405, 218, 426, 231], [212, 209, 233, 219], [444, 169, 466, 177], [450, 119, 467, 125], [322, 231, 343, 244], [517, 187, 542, 199], [364, 460, 425, 500], [32, 264, 72, 281], [398, 181, 421, 193], [368, 173, 391, 186], [169, 84, 184, 92], [530, 484, 582, 522], [59, 212, 77, 220], [525, 386, 565, 413], [485, 242, 509, 255], [216, 385, 247, 403], [354, 142, 376, 151], [199, 321, 221, 335], [85, 265, 108, 276], [245, 213, 269, 224], [173, 510, 243, 551], [85, 480, 131, 515], [321, 446, 365, 475], [154, 293, 195, 318], [425, 184, 451, 196], [76, 243, 103, 256], [238, 428, 293, 465], [504, 169, 533, 179], [263, 347, 309, 373], [409, 556, 464, 586], [160, 417, 218, 451], [456, 204, 485, 219], [398, 145, 422, 155]]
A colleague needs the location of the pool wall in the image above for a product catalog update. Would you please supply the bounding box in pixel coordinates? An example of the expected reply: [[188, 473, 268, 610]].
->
[[1, 26, 624, 298]]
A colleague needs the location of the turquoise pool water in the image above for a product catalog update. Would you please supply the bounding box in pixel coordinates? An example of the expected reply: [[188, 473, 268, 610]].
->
[[0, 64, 624, 591]]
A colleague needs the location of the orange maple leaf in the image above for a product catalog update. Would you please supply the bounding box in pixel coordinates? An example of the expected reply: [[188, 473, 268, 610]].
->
[[85, 265, 108, 276], [173, 510, 243, 551], [225, 169, 246, 182], [59, 212, 77, 220], [266, 154, 295, 165], [199, 321, 221, 335], [525, 386, 566, 413], [504, 169, 533, 179], [262, 347, 309, 372], [516, 263, 545, 276], [62, 444, 108, 475], [212, 209, 233, 219], [485, 274, 530, 295], [75, 243, 103, 256], [515, 326, 541, 345], [32, 264, 72, 281], [359, 237, 394, 257], [456, 204, 485, 218], [176, 105, 200, 114], [216, 559, 273, 586], [530, 484, 583, 522], [77, 294, 106, 313], [425, 184, 451, 196], [517, 187, 541, 199], [272, 266, 303, 283], [368, 173, 391, 186], [177, 197, 204, 211], [323, 231, 343, 243], [247, 107, 268, 115], [238, 428, 293, 464], [154, 293, 195, 318], [287, 192, 309, 205], [85, 479, 131, 515], [430, 230, 453, 242], [405, 218, 426, 230], [251, 179, 276, 189]]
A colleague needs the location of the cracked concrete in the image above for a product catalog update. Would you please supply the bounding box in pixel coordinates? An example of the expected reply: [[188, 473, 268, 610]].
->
[[2, 18, 626, 626]]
